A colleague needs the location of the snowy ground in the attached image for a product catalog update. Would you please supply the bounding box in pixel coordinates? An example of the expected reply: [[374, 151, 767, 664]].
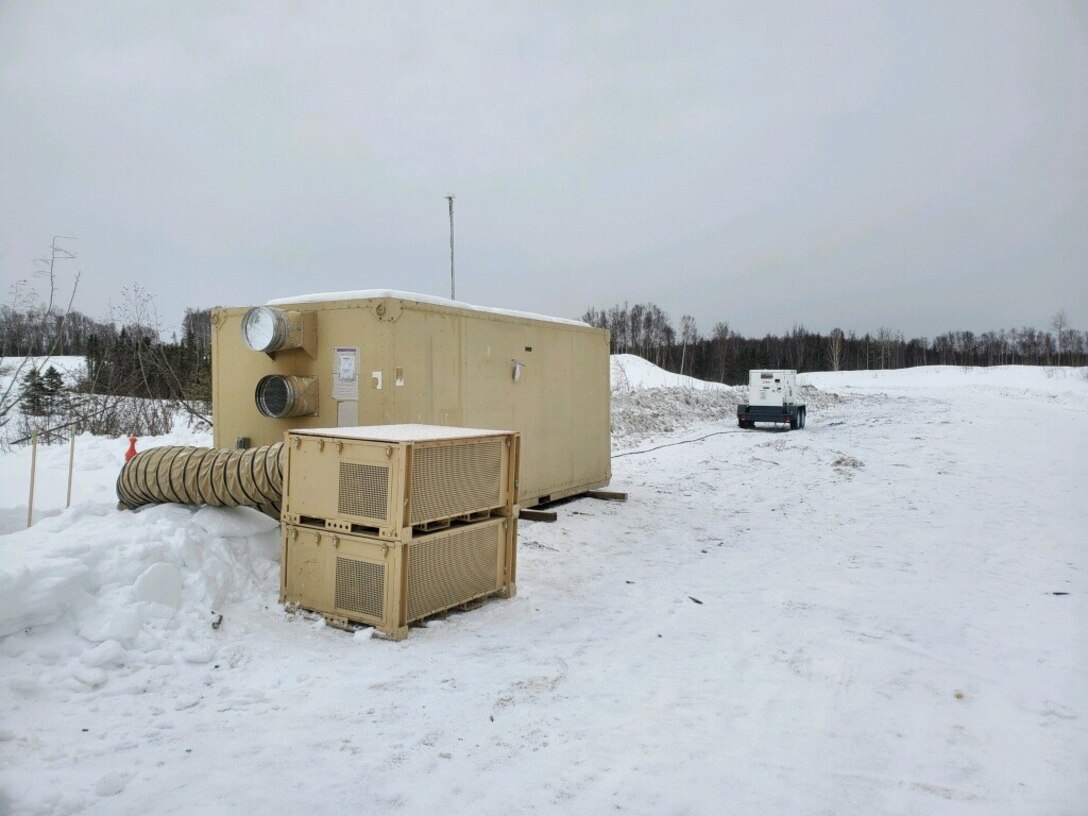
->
[[1, 362, 1085, 815]]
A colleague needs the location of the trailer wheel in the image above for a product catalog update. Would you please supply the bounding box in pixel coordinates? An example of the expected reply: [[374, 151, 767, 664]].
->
[[789, 414, 798, 430]]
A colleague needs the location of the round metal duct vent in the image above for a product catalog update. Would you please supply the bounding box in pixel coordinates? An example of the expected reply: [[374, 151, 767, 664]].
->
[[241, 307, 306, 353], [255, 375, 318, 418]]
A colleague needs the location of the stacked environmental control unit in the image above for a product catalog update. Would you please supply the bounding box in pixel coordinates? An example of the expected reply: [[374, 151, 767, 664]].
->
[[279, 424, 520, 640]]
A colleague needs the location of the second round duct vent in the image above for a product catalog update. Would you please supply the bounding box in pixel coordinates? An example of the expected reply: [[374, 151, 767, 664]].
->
[[256, 374, 319, 418]]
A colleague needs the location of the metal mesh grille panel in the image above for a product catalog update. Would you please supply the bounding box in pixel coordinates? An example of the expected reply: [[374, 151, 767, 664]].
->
[[338, 462, 390, 520], [257, 376, 290, 418], [410, 440, 504, 525], [335, 557, 385, 619], [407, 524, 500, 620]]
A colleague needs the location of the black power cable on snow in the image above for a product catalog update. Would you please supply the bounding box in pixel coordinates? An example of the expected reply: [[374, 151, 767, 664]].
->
[[611, 429, 737, 458]]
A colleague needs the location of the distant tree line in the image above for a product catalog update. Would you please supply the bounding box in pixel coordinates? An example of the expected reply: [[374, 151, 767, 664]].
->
[[1, 304, 212, 402], [582, 303, 1088, 384], [1, 240, 213, 443], [2, 303, 212, 443], [3, 298, 1083, 419]]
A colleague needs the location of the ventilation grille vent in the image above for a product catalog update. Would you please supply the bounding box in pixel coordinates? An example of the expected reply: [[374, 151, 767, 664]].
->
[[338, 462, 390, 520], [407, 524, 500, 620], [335, 557, 385, 619], [410, 440, 503, 525]]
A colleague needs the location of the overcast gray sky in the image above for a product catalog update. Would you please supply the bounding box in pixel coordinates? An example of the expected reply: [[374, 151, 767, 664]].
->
[[1, 1, 1085, 339]]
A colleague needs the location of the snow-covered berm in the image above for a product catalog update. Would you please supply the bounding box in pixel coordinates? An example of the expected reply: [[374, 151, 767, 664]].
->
[[609, 354, 845, 449], [1, 363, 1085, 815]]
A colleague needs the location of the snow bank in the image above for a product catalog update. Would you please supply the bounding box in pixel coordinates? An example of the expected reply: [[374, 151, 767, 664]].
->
[[804, 364, 1088, 396], [0, 500, 278, 636], [608, 356, 750, 449], [611, 386, 741, 449], [609, 355, 855, 450], [611, 353, 732, 391]]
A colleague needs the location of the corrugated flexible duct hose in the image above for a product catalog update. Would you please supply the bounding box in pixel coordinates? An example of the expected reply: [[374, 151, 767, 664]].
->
[[116, 443, 284, 519]]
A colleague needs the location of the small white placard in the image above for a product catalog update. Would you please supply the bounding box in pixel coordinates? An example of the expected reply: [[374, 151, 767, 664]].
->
[[338, 354, 356, 381], [332, 346, 359, 401]]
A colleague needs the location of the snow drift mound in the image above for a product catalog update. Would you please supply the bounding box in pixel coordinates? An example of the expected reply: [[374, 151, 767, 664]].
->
[[610, 355, 745, 449], [611, 354, 732, 391], [611, 386, 743, 449], [0, 502, 280, 695], [608, 354, 851, 449]]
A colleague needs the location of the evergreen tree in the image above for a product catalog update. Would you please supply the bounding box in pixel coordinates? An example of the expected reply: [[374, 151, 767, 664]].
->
[[20, 369, 48, 415], [41, 366, 66, 415]]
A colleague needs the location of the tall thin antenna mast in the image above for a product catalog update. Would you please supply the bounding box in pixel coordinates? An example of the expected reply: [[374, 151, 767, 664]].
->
[[446, 194, 456, 300]]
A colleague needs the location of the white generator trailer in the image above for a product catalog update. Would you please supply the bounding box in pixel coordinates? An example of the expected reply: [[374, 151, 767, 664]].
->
[[736, 370, 807, 430]]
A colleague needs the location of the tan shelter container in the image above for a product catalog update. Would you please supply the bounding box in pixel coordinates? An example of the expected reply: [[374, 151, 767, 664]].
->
[[211, 291, 611, 507], [281, 425, 520, 538], [281, 517, 516, 641]]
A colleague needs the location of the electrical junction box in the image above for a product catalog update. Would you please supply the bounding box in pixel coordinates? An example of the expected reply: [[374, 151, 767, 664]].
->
[[210, 290, 611, 507], [279, 424, 520, 639]]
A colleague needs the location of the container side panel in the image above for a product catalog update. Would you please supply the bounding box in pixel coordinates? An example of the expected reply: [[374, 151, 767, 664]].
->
[[390, 308, 462, 425], [570, 331, 612, 493], [460, 317, 537, 495], [540, 330, 574, 495]]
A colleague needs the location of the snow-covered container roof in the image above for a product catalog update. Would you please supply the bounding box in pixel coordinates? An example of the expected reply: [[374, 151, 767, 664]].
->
[[266, 289, 589, 328], [289, 424, 513, 442]]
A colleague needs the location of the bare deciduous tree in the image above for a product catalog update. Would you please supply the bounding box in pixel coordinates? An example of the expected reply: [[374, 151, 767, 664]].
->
[[679, 315, 698, 376], [712, 322, 730, 382], [876, 327, 895, 369], [827, 328, 844, 372], [1051, 309, 1069, 365], [788, 324, 808, 370]]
